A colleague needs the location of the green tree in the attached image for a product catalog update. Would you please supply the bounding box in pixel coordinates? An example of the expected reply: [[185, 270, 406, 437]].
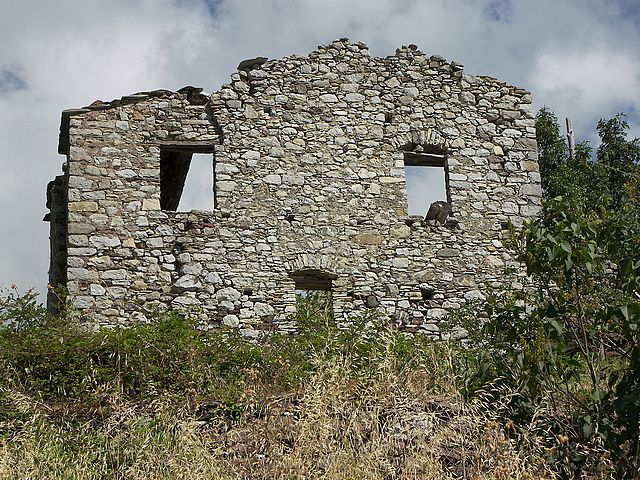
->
[[535, 107, 569, 199], [597, 114, 640, 209], [535, 108, 639, 212], [460, 110, 640, 477], [463, 197, 639, 477]]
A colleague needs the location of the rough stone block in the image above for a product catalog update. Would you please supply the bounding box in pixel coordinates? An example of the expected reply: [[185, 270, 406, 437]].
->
[[142, 199, 160, 210], [69, 201, 98, 212], [353, 234, 385, 245]]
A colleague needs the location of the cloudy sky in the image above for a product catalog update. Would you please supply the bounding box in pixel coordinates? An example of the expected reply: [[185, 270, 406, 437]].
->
[[1, 0, 639, 301]]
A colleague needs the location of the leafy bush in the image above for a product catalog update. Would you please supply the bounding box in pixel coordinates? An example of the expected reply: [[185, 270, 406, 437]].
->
[[0, 287, 432, 415], [454, 110, 640, 478]]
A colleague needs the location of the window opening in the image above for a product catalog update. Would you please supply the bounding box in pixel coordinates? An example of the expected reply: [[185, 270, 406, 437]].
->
[[160, 146, 215, 211], [291, 268, 335, 320], [402, 145, 450, 219], [177, 153, 214, 211]]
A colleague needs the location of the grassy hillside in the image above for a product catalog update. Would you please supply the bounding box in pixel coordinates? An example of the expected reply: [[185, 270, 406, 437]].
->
[[0, 289, 557, 479]]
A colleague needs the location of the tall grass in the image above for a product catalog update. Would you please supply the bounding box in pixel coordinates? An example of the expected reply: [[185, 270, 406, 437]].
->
[[0, 347, 548, 479], [0, 288, 554, 478]]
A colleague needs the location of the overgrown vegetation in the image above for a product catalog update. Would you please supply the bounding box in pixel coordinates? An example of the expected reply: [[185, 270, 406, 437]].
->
[[0, 289, 547, 479], [456, 110, 640, 478], [0, 110, 638, 479]]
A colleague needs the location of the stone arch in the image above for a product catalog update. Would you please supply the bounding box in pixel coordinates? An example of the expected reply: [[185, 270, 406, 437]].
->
[[287, 253, 339, 275], [392, 129, 449, 154], [287, 253, 339, 292]]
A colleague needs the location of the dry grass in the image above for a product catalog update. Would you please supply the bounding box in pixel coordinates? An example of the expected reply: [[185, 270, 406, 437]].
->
[[0, 289, 630, 478], [207, 359, 551, 480], [0, 395, 225, 479], [0, 349, 552, 480]]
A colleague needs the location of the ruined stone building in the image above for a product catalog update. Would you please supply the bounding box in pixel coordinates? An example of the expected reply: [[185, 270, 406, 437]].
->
[[46, 39, 541, 336]]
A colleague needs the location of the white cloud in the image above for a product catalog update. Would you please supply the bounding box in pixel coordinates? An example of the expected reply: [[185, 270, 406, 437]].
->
[[178, 154, 215, 212], [0, 0, 638, 301], [531, 47, 640, 143], [406, 166, 448, 216]]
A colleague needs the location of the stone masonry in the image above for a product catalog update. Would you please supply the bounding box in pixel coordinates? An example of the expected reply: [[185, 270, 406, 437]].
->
[[46, 39, 541, 336]]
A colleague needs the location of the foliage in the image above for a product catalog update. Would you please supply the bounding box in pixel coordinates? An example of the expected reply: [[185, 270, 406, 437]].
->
[[0, 288, 429, 425], [535, 108, 640, 212], [0, 285, 45, 330], [0, 287, 552, 479], [597, 115, 640, 209], [456, 110, 640, 478]]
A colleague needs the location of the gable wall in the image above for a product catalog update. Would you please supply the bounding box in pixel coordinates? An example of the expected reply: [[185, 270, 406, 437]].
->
[[54, 40, 541, 335]]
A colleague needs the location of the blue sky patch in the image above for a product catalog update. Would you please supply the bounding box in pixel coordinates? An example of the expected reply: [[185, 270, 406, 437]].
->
[[170, 0, 222, 18], [0, 66, 27, 94], [483, 0, 514, 23], [203, 0, 223, 17], [618, 0, 640, 27]]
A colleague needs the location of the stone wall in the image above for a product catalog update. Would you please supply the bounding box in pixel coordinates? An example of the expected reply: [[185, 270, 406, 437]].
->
[[45, 172, 68, 308], [47, 39, 541, 336]]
